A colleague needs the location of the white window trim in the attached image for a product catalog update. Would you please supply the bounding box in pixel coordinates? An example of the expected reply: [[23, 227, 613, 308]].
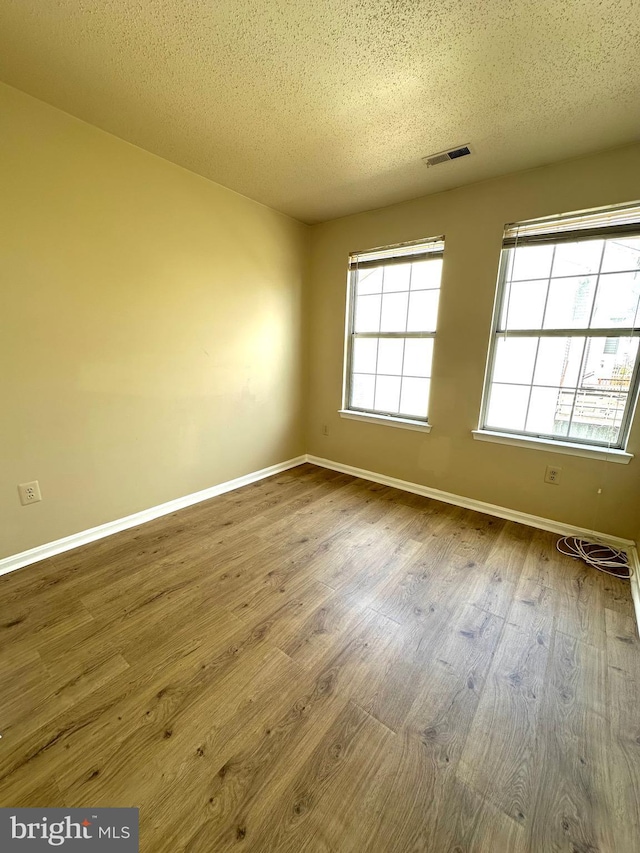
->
[[478, 208, 640, 454], [343, 236, 444, 427], [340, 409, 433, 433], [472, 428, 633, 464]]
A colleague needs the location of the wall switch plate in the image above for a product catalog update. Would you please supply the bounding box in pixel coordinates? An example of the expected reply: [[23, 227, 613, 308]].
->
[[544, 466, 562, 485], [322, 424, 329, 436], [18, 480, 42, 505]]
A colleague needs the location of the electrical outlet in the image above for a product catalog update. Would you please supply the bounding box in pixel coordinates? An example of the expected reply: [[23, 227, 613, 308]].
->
[[322, 424, 329, 436], [18, 480, 42, 505], [544, 466, 561, 485]]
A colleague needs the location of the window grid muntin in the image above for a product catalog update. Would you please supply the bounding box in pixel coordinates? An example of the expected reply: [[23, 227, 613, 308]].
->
[[481, 237, 640, 449], [563, 241, 605, 437], [483, 360, 638, 448], [345, 247, 443, 422]]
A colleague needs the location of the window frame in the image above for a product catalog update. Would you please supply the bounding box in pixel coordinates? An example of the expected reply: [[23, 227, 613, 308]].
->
[[479, 217, 640, 452], [342, 237, 444, 427]]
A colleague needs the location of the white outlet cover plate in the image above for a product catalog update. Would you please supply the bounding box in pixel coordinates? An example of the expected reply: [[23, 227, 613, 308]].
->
[[18, 481, 42, 505], [544, 466, 562, 485]]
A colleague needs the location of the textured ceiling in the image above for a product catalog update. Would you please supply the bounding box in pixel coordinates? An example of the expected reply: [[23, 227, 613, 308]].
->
[[0, 1, 639, 223]]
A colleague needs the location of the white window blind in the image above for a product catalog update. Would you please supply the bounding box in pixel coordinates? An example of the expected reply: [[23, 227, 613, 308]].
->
[[349, 237, 444, 267], [503, 201, 640, 247]]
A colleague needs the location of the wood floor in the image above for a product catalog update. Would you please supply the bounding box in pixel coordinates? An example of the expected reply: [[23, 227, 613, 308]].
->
[[1, 464, 638, 852]]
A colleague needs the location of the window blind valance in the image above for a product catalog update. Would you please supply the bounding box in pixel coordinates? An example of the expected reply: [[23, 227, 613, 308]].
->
[[503, 201, 640, 248], [349, 237, 444, 270]]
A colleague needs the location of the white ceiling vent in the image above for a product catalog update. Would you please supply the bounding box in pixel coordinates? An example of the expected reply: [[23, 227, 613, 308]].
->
[[422, 144, 472, 167]]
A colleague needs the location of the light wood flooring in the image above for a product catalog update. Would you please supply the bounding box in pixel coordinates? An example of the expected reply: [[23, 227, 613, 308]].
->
[[1, 463, 639, 852]]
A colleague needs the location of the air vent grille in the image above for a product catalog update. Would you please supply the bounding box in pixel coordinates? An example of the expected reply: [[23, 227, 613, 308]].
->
[[422, 145, 472, 167]]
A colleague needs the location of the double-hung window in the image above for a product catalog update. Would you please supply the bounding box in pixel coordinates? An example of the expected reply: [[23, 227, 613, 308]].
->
[[480, 203, 640, 451], [342, 238, 444, 427]]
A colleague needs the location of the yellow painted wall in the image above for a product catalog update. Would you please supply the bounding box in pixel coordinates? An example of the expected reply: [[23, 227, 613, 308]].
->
[[307, 144, 640, 540], [2, 79, 639, 559], [0, 83, 308, 559]]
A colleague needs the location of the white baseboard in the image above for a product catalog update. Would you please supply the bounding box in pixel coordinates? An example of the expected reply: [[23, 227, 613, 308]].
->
[[0, 455, 307, 578], [629, 546, 640, 639], [306, 454, 635, 549], [3, 451, 639, 637]]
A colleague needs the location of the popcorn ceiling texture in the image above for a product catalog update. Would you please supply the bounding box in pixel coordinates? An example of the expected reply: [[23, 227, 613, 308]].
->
[[0, 0, 638, 223]]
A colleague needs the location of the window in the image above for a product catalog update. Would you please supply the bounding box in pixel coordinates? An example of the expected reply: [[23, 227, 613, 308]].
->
[[342, 237, 444, 426], [480, 202, 640, 450]]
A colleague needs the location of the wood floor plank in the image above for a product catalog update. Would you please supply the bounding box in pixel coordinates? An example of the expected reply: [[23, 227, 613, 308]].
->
[[438, 778, 528, 853], [605, 606, 640, 675], [457, 621, 551, 826], [276, 591, 371, 670], [0, 606, 247, 791], [549, 545, 606, 645], [371, 540, 461, 624], [607, 665, 640, 850], [0, 774, 67, 809], [150, 614, 395, 851], [244, 701, 395, 853], [59, 645, 303, 811], [507, 566, 555, 645], [357, 728, 462, 853], [0, 464, 637, 852], [600, 572, 635, 617], [355, 602, 502, 734], [463, 520, 530, 618], [527, 632, 614, 852], [333, 535, 424, 604], [516, 528, 560, 589]]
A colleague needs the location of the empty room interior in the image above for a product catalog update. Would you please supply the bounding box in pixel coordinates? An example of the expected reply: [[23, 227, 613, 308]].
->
[[1, 1, 640, 851]]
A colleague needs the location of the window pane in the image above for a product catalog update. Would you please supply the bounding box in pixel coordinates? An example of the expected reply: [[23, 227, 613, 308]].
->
[[377, 338, 404, 375], [411, 258, 443, 290], [380, 292, 409, 332], [403, 338, 433, 377], [568, 389, 625, 444], [352, 338, 378, 373], [486, 383, 530, 431], [525, 386, 568, 435], [383, 263, 411, 292], [580, 336, 638, 393], [501, 279, 548, 330], [551, 239, 604, 277], [374, 375, 401, 413], [400, 377, 430, 418], [543, 276, 596, 329], [601, 236, 640, 273], [486, 336, 637, 443], [407, 290, 439, 332], [553, 389, 575, 434], [351, 373, 375, 410], [356, 267, 383, 295], [510, 244, 554, 281], [354, 293, 381, 332], [533, 337, 585, 387], [493, 337, 537, 385], [591, 272, 640, 328]]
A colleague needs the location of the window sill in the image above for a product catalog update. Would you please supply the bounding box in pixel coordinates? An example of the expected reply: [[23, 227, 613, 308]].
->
[[339, 410, 432, 433], [472, 429, 633, 464]]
